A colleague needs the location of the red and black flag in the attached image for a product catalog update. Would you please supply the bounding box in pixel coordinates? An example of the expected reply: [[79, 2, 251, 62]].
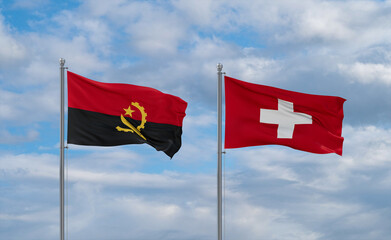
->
[[67, 71, 187, 158]]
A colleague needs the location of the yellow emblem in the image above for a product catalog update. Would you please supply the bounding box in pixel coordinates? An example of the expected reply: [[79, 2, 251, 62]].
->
[[116, 102, 147, 140]]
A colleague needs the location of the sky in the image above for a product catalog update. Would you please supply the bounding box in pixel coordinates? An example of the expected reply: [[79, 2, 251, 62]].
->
[[1, 0, 391, 239]]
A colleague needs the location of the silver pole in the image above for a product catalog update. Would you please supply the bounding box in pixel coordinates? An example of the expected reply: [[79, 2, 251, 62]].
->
[[217, 63, 223, 240], [59, 58, 66, 240]]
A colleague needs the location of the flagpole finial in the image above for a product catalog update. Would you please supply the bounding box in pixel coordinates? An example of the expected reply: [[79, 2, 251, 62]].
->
[[217, 63, 223, 72], [59, 58, 65, 66]]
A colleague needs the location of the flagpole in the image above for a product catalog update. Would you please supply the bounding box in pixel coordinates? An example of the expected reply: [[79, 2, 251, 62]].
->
[[59, 58, 66, 240], [217, 63, 223, 240]]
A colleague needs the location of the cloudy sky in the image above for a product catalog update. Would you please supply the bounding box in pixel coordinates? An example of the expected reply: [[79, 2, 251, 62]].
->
[[1, 0, 391, 239]]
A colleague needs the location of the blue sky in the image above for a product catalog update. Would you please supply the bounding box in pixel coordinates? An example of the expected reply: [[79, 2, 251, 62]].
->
[[1, 0, 391, 239]]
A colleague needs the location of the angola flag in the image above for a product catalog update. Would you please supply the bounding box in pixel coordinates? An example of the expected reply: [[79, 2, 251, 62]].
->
[[67, 71, 187, 158], [225, 76, 345, 155]]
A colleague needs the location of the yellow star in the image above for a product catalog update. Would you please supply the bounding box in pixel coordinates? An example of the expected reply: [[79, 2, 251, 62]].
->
[[124, 106, 135, 117]]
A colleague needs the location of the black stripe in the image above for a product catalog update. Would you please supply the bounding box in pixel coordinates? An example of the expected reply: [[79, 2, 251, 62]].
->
[[67, 108, 183, 158]]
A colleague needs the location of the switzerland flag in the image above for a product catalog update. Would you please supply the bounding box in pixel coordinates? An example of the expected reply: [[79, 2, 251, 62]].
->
[[224, 76, 346, 155]]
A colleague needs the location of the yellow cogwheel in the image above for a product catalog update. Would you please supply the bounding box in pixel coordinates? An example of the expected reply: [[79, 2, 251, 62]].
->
[[116, 101, 148, 141], [131, 102, 147, 131]]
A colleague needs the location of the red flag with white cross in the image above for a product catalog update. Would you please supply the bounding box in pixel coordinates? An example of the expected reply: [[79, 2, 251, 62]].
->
[[224, 76, 346, 155]]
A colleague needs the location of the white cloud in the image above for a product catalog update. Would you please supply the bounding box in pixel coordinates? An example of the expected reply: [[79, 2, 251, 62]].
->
[[293, 2, 354, 42], [3, 122, 391, 240], [339, 62, 391, 85], [179, 0, 389, 50], [24, 34, 110, 79], [226, 202, 323, 240], [51, 10, 113, 56], [0, 15, 25, 65], [63, 182, 216, 240], [0, 87, 58, 124], [0, 150, 200, 189], [173, 0, 217, 26], [0, 153, 58, 179], [74, 0, 189, 56], [228, 124, 391, 192], [0, 149, 217, 239], [172, 0, 241, 31], [222, 55, 281, 85], [0, 129, 39, 144], [343, 125, 391, 166], [126, 13, 187, 56], [68, 170, 188, 189]]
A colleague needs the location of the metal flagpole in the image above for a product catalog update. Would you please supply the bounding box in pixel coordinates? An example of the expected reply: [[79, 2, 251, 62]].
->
[[217, 63, 223, 240], [59, 58, 66, 240]]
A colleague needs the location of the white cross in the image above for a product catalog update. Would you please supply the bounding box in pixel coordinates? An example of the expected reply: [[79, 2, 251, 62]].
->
[[260, 99, 313, 139]]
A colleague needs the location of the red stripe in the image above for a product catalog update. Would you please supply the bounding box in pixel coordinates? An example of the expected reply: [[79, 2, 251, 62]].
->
[[67, 71, 187, 126]]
